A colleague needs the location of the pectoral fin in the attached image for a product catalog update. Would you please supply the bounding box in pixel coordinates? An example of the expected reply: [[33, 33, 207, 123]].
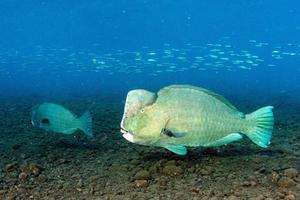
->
[[164, 145, 187, 155], [162, 128, 187, 138], [203, 133, 243, 147]]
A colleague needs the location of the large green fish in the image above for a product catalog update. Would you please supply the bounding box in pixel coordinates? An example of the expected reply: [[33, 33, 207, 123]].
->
[[120, 85, 274, 155]]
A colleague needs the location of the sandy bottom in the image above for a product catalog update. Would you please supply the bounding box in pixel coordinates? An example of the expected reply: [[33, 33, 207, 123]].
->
[[0, 96, 299, 200]]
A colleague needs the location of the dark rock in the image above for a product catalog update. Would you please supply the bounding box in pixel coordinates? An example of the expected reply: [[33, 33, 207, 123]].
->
[[284, 168, 298, 178], [164, 160, 176, 166], [35, 175, 47, 183], [162, 165, 183, 176], [29, 163, 42, 176], [227, 195, 239, 200], [134, 180, 148, 188], [277, 177, 295, 188], [285, 194, 296, 200], [18, 172, 28, 180], [134, 170, 151, 180], [5, 163, 17, 172]]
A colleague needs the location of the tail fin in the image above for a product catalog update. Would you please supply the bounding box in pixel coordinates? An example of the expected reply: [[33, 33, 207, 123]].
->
[[78, 111, 93, 138], [244, 106, 274, 148]]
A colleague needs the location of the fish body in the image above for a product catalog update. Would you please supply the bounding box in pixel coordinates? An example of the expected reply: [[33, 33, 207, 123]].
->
[[121, 85, 274, 155], [31, 103, 93, 137]]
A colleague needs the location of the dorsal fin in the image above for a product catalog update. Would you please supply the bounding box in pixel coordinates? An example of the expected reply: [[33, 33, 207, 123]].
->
[[160, 85, 239, 111]]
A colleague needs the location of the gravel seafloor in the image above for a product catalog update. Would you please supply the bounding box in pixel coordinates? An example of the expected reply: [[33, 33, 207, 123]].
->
[[0, 96, 299, 200]]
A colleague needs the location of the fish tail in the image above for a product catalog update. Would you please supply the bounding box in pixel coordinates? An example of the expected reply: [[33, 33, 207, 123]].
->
[[78, 111, 93, 138], [244, 106, 274, 148]]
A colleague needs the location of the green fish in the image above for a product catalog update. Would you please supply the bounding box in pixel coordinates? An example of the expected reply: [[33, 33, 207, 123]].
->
[[31, 102, 93, 137], [120, 85, 274, 155]]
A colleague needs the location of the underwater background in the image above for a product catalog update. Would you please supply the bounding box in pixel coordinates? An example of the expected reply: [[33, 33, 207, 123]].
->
[[0, 0, 299, 199]]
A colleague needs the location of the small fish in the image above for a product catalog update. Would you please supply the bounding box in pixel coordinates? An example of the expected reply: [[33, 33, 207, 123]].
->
[[31, 103, 93, 137], [120, 85, 274, 156]]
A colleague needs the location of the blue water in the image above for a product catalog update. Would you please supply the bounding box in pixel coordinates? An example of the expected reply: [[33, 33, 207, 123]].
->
[[0, 0, 299, 101], [1, 1, 300, 199]]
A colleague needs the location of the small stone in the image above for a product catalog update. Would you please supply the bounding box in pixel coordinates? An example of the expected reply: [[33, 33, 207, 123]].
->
[[134, 170, 151, 180], [164, 160, 176, 166], [29, 163, 42, 176], [277, 177, 295, 188], [18, 172, 28, 180], [130, 159, 140, 166], [275, 192, 285, 199], [248, 195, 264, 200], [227, 195, 239, 200], [250, 181, 257, 186], [241, 181, 251, 187], [5, 163, 17, 172], [162, 165, 183, 176], [284, 168, 298, 178], [134, 180, 148, 188], [0, 190, 7, 195], [200, 169, 210, 175], [77, 179, 83, 188], [35, 175, 47, 183], [285, 194, 295, 200]]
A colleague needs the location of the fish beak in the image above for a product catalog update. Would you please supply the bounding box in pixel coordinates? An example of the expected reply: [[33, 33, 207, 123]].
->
[[120, 127, 135, 143], [122, 132, 135, 143]]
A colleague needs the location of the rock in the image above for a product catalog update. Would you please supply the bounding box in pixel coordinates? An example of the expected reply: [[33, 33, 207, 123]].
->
[[162, 165, 183, 176], [200, 169, 210, 175], [284, 168, 298, 178], [248, 195, 265, 200], [130, 159, 140, 166], [164, 160, 176, 166], [35, 175, 47, 183], [18, 172, 28, 180], [29, 163, 42, 176], [134, 180, 148, 188], [226, 195, 239, 200], [0, 190, 7, 195], [277, 177, 295, 188], [285, 194, 295, 200], [241, 181, 251, 187], [134, 170, 151, 180], [5, 163, 17, 172]]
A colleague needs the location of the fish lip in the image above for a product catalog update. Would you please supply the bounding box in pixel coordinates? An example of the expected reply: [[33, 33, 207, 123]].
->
[[122, 132, 135, 143], [120, 126, 135, 143], [120, 127, 128, 134]]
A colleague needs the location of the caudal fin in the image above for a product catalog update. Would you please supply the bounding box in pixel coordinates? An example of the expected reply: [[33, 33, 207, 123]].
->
[[79, 111, 93, 138], [244, 106, 274, 148]]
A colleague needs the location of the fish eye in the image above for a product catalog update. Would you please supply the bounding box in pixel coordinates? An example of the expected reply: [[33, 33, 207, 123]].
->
[[41, 118, 50, 125]]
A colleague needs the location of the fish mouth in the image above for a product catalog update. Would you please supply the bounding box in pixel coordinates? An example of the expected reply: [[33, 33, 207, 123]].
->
[[120, 126, 135, 143]]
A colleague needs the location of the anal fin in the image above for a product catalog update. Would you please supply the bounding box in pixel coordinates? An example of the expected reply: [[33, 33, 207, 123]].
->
[[164, 145, 187, 155]]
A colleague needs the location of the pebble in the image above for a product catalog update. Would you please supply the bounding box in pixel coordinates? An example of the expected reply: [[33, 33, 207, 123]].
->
[[248, 194, 265, 200], [134, 180, 148, 188], [226, 195, 239, 200], [285, 194, 295, 200], [29, 163, 42, 176], [164, 160, 176, 166], [5, 163, 17, 172], [162, 165, 183, 176], [18, 172, 28, 180], [134, 170, 151, 180], [34, 175, 47, 183], [130, 159, 140, 166], [284, 168, 298, 178], [277, 177, 295, 188]]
